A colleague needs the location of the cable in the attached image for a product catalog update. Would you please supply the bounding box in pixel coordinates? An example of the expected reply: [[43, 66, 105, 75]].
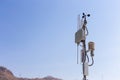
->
[[77, 44, 79, 64], [86, 54, 89, 63], [88, 57, 94, 66], [85, 27, 89, 36]]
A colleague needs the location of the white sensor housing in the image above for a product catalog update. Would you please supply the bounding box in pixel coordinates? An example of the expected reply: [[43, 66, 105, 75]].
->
[[83, 62, 88, 76]]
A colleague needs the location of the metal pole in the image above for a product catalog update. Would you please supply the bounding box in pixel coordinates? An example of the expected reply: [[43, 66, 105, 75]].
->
[[82, 14, 87, 80], [83, 41, 87, 80], [75, 13, 94, 80]]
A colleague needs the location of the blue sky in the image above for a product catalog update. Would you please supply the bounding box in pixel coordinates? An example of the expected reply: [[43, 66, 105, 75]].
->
[[0, 0, 120, 80]]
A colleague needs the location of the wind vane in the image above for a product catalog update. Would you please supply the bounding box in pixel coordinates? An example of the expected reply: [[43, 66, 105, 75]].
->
[[75, 13, 95, 80]]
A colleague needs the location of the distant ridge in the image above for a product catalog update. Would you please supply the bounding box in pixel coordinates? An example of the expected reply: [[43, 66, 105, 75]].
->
[[0, 66, 62, 80]]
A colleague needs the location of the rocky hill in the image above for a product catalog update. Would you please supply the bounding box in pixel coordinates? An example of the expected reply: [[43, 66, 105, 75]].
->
[[0, 66, 17, 80], [0, 66, 62, 80]]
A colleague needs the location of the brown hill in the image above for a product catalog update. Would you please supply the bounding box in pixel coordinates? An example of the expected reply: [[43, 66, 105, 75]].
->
[[0, 66, 17, 80], [18, 76, 62, 80], [0, 66, 62, 80]]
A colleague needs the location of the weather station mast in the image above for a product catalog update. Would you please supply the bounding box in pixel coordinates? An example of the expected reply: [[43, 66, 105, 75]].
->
[[75, 13, 95, 80]]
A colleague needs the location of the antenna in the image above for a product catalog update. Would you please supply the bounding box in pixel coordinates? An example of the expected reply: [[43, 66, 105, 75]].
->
[[77, 14, 81, 64], [75, 13, 95, 80], [77, 15, 80, 30], [77, 43, 79, 64], [77, 14, 81, 30]]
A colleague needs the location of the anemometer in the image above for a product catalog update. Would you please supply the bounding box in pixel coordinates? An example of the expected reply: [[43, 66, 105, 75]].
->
[[75, 13, 95, 80]]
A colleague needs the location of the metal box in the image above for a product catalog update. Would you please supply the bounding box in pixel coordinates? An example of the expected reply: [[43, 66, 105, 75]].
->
[[75, 28, 84, 43]]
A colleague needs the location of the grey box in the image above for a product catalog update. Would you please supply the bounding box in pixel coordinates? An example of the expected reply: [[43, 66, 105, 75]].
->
[[75, 29, 84, 43]]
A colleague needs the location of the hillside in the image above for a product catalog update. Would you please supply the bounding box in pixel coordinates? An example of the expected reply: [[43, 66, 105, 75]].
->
[[0, 66, 62, 80]]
